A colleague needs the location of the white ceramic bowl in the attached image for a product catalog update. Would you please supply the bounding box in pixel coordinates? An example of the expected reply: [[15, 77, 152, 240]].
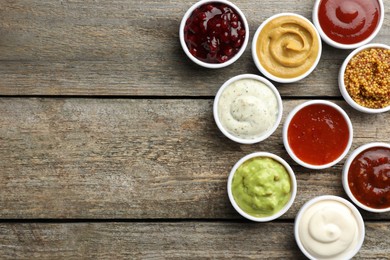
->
[[313, 0, 384, 49], [213, 74, 283, 144], [227, 152, 297, 222], [295, 195, 365, 260], [252, 13, 322, 83], [342, 142, 390, 213], [339, 43, 390, 113], [283, 100, 353, 169], [179, 0, 249, 69]]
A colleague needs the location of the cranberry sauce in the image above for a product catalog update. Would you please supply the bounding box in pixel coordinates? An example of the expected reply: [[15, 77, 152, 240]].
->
[[184, 2, 246, 63]]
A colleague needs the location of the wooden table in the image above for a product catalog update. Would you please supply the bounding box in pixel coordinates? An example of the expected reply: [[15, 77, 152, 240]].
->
[[0, 0, 389, 258]]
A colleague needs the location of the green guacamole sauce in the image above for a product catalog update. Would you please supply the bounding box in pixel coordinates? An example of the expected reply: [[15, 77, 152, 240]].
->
[[232, 157, 292, 217]]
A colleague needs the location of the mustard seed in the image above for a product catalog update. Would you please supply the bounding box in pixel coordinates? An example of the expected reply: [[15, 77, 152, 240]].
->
[[344, 48, 390, 109]]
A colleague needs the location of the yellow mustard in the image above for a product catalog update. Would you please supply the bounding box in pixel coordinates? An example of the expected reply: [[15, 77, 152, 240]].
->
[[256, 15, 320, 79]]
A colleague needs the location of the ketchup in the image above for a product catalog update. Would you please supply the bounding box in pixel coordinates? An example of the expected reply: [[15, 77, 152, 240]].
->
[[348, 147, 390, 209], [287, 104, 350, 165], [318, 0, 380, 44]]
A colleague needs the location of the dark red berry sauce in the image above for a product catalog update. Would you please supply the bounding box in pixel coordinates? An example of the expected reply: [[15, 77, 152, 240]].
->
[[184, 2, 246, 64]]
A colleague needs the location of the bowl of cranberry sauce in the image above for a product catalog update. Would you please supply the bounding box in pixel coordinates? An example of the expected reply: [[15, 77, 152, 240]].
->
[[283, 100, 353, 169], [343, 142, 390, 213], [312, 0, 384, 49], [179, 0, 249, 68]]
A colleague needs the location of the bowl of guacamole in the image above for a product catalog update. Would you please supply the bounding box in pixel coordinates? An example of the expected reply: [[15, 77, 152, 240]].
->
[[227, 152, 297, 222]]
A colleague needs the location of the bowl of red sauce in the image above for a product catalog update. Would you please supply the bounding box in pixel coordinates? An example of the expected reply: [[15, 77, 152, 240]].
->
[[179, 0, 249, 68], [312, 0, 384, 49], [283, 100, 353, 169], [339, 43, 390, 113], [343, 142, 390, 213]]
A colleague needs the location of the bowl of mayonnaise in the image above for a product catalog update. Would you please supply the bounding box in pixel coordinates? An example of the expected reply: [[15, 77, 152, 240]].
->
[[295, 195, 365, 260], [213, 74, 283, 144]]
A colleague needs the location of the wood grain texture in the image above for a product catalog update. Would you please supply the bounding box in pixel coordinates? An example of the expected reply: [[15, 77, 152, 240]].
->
[[0, 0, 389, 96], [0, 222, 389, 259], [0, 98, 389, 219], [0, 1, 389, 258]]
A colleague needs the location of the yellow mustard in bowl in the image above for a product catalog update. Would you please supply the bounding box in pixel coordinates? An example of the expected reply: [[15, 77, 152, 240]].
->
[[255, 14, 320, 79]]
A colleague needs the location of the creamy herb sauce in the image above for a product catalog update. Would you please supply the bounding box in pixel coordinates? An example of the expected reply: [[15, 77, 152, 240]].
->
[[218, 79, 278, 140]]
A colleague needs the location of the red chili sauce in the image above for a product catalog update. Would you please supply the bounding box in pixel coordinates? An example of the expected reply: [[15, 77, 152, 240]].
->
[[318, 0, 380, 44], [287, 104, 350, 165], [348, 146, 390, 209]]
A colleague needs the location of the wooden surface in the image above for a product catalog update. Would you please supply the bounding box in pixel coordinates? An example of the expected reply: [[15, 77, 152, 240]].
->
[[1, 222, 389, 259], [0, 0, 389, 259]]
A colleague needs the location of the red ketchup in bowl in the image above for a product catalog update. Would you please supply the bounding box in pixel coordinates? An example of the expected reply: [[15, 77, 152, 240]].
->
[[348, 146, 390, 209], [287, 104, 350, 166], [318, 0, 380, 44], [184, 2, 246, 63]]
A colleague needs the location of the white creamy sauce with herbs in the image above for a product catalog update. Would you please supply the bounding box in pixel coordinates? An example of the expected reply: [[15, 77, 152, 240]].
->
[[218, 79, 278, 139], [298, 200, 360, 260]]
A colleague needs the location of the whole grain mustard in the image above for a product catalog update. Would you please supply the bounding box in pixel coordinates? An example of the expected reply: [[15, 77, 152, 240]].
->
[[344, 48, 390, 109]]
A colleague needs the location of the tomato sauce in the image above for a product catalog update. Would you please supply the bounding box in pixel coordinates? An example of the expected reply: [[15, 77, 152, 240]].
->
[[318, 0, 380, 44], [348, 147, 390, 209], [287, 104, 350, 165]]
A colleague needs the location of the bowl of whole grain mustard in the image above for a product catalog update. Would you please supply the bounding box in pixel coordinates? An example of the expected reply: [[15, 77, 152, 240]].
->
[[339, 43, 390, 113]]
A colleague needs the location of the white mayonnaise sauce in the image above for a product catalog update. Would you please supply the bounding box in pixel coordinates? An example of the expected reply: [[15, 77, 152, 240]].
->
[[217, 79, 278, 139], [298, 200, 360, 259]]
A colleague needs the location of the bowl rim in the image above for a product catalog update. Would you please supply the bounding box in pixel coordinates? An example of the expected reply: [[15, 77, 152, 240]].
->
[[312, 0, 385, 49], [294, 195, 365, 260], [338, 43, 390, 113], [179, 0, 249, 69], [251, 12, 322, 83], [342, 142, 390, 213], [213, 73, 283, 144], [283, 100, 353, 169], [227, 152, 297, 222]]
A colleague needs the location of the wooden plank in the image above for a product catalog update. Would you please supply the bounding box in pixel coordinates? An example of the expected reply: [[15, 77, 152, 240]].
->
[[0, 0, 388, 96], [0, 98, 389, 219], [0, 222, 389, 259]]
